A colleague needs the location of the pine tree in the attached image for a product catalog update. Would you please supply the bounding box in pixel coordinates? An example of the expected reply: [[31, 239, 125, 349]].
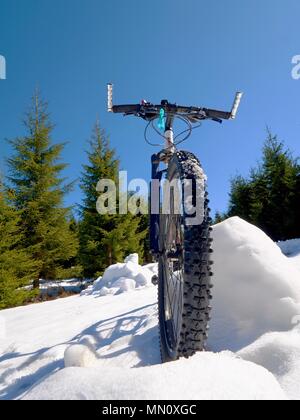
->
[[0, 186, 36, 309], [99, 215, 147, 267], [227, 130, 300, 241], [54, 214, 83, 280], [138, 213, 151, 262], [6, 93, 78, 287], [291, 169, 300, 239], [79, 122, 147, 277], [214, 211, 227, 224], [254, 131, 299, 240], [227, 175, 253, 222]]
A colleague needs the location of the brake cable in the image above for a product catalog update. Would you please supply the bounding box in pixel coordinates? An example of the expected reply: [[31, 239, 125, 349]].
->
[[144, 113, 202, 148]]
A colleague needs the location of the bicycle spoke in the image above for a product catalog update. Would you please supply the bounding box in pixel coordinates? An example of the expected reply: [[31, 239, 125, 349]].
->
[[163, 206, 184, 351]]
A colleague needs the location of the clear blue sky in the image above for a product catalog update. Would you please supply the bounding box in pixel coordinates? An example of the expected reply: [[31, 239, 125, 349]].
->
[[0, 0, 300, 215]]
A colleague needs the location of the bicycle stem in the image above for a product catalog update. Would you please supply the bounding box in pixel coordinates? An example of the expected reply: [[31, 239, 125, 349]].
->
[[165, 112, 175, 153], [164, 129, 175, 153]]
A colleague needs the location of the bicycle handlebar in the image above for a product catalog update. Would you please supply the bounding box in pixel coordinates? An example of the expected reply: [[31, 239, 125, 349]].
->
[[107, 84, 243, 123]]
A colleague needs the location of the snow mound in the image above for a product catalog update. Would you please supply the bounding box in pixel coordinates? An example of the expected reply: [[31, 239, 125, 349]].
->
[[124, 254, 139, 264], [22, 351, 286, 400], [238, 325, 300, 400], [82, 254, 157, 297], [209, 217, 300, 352]]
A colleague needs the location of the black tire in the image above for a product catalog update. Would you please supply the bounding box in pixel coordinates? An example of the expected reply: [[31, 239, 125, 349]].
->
[[158, 150, 213, 363]]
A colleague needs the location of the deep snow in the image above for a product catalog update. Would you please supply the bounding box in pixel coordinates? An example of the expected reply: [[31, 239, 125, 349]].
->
[[1, 217, 300, 400], [209, 218, 300, 352], [23, 352, 286, 400]]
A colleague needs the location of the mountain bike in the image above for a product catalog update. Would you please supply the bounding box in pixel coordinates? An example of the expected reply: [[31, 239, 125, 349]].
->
[[107, 84, 242, 362]]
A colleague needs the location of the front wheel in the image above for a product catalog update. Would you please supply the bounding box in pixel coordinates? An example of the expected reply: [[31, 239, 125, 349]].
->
[[158, 151, 213, 363]]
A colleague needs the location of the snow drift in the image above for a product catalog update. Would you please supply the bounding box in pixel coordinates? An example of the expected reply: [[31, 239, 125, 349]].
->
[[1, 217, 300, 400], [209, 217, 300, 352], [82, 254, 157, 297], [23, 352, 286, 401], [238, 325, 300, 400]]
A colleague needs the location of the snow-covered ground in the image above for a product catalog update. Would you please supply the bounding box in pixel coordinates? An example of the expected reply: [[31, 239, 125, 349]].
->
[[40, 279, 92, 297], [1, 217, 300, 400], [24, 279, 93, 296]]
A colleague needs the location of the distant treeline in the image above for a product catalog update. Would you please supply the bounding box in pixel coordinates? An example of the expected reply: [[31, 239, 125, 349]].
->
[[0, 93, 147, 309], [215, 129, 300, 242]]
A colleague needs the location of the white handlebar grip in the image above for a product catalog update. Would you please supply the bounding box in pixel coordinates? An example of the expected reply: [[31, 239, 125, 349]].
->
[[107, 83, 113, 112], [230, 91, 243, 119]]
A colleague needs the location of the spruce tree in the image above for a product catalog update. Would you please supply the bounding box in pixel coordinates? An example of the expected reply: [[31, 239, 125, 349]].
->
[[227, 130, 300, 241], [6, 93, 78, 287], [213, 211, 227, 224], [79, 122, 146, 277], [0, 187, 36, 308], [138, 213, 151, 262], [227, 175, 252, 222], [99, 214, 147, 267], [291, 169, 300, 239], [253, 131, 299, 240]]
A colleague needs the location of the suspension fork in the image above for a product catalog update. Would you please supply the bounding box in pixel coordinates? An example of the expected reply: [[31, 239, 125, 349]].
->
[[150, 153, 163, 257], [150, 113, 175, 258]]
